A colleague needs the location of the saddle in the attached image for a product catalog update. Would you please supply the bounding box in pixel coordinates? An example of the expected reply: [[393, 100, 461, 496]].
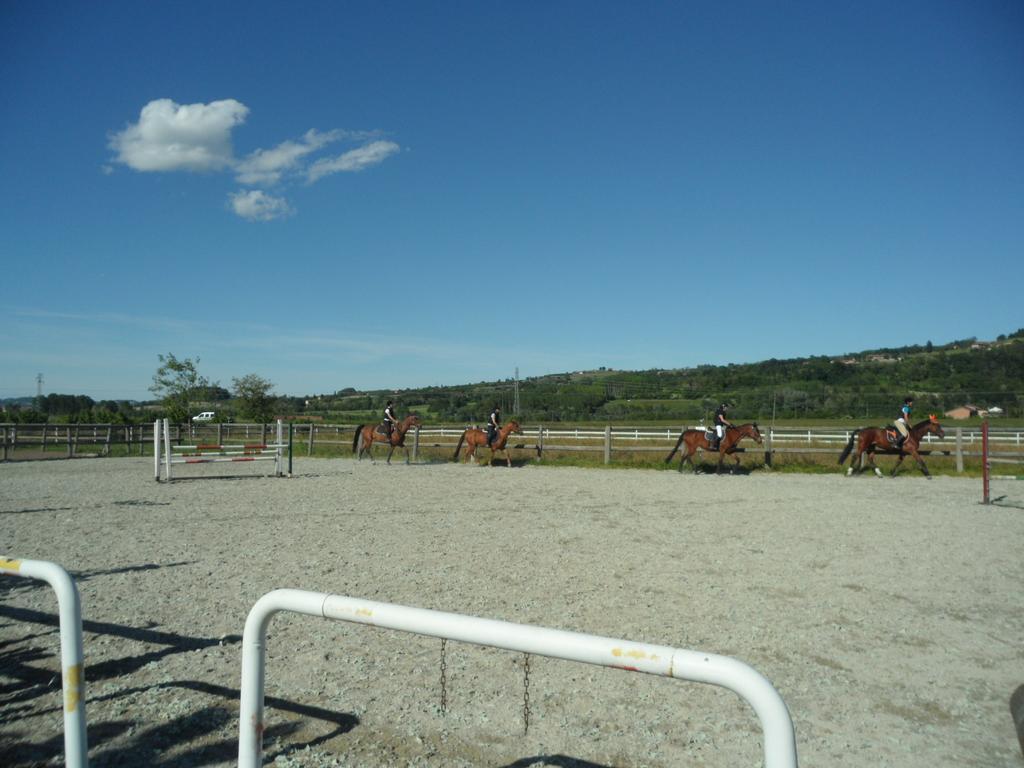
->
[[885, 428, 901, 447], [375, 422, 391, 437]]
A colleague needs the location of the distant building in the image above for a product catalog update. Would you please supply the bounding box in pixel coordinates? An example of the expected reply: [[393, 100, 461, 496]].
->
[[987, 406, 1004, 417]]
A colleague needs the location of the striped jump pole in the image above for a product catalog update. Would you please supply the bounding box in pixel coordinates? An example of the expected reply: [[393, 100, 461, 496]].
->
[[155, 420, 290, 482], [0, 557, 88, 767]]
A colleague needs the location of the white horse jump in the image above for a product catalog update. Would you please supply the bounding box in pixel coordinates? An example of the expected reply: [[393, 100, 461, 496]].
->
[[153, 419, 289, 482], [0, 556, 89, 768], [237, 590, 798, 767]]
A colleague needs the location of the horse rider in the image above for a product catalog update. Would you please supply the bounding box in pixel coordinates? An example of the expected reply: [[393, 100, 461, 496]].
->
[[711, 402, 732, 450], [383, 400, 398, 438], [894, 396, 913, 447], [486, 404, 501, 447]]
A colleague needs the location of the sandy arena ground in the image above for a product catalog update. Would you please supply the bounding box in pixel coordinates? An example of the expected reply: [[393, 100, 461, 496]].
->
[[1, 456, 1022, 767]]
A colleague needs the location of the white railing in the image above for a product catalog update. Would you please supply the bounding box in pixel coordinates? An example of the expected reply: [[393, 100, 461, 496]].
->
[[410, 425, 1024, 445], [238, 589, 798, 768], [0, 557, 88, 768]]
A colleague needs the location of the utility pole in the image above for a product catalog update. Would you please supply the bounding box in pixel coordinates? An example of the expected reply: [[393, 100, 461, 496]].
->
[[36, 373, 44, 410], [513, 367, 520, 416]]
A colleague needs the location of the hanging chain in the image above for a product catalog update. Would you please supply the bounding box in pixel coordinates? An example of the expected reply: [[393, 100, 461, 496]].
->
[[439, 638, 448, 715], [522, 652, 531, 734]]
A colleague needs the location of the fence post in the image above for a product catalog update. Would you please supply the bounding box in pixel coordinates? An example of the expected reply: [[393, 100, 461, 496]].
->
[[104, 425, 112, 456], [764, 427, 773, 468], [307, 424, 315, 456], [217, 423, 223, 446], [955, 427, 963, 473], [413, 425, 420, 462], [604, 426, 611, 465], [2, 425, 7, 461], [982, 420, 990, 505], [288, 423, 294, 476], [536, 425, 544, 460], [260, 422, 267, 447], [41, 424, 48, 453], [66, 426, 73, 458]]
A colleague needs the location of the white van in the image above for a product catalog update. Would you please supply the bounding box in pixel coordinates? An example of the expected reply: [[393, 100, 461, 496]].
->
[[192, 411, 216, 422]]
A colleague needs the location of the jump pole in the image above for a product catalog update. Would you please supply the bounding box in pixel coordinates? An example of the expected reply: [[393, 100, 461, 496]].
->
[[0, 557, 88, 767], [153, 419, 161, 481], [238, 590, 797, 768], [155, 419, 288, 482]]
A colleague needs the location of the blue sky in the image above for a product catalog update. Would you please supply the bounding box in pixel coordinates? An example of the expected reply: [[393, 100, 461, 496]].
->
[[2, 1, 1022, 401]]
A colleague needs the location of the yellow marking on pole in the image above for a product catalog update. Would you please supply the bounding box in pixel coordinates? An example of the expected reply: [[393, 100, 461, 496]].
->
[[611, 647, 651, 660], [64, 664, 83, 712], [0, 558, 22, 572], [355, 608, 373, 617]]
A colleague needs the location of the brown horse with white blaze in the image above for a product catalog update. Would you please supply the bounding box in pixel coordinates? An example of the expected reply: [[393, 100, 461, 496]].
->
[[352, 414, 421, 464], [838, 415, 944, 478], [452, 421, 522, 467], [664, 423, 763, 474]]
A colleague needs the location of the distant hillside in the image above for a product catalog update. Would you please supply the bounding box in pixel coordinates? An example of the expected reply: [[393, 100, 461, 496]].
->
[[288, 329, 1024, 422], [6, 330, 1023, 424]]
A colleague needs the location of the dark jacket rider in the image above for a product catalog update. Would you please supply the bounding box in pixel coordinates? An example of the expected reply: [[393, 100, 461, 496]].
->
[[712, 403, 732, 449], [487, 405, 501, 446], [383, 401, 398, 437]]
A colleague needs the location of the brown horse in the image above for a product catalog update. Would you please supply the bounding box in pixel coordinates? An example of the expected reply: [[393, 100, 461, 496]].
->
[[664, 423, 763, 474], [352, 414, 422, 464], [838, 416, 944, 478], [452, 420, 522, 467]]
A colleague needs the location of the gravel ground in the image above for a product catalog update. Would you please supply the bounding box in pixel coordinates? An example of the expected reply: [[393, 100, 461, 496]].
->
[[1, 456, 1022, 767]]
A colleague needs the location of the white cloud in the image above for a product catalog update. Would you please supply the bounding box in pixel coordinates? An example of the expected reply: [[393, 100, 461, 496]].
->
[[109, 100, 399, 222], [109, 98, 249, 172], [229, 190, 293, 221], [235, 128, 344, 186], [307, 140, 400, 183]]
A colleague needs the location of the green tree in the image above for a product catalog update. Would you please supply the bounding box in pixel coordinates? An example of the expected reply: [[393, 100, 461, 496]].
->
[[232, 373, 276, 422], [150, 354, 212, 422]]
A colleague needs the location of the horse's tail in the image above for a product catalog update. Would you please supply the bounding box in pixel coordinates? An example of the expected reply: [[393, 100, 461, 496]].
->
[[665, 431, 686, 463], [352, 426, 364, 454], [838, 430, 859, 465], [452, 431, 466, 461]]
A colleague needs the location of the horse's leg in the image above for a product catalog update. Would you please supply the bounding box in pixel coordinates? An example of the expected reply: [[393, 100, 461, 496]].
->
[[386, 444, 395, 465], [891, 451, 905, 477], [846, 448, 858, 476], [677, 446, 690, 473], [910, 448, 931, 478], [505, 448, 512, 468], [867, 450, 882, 478]]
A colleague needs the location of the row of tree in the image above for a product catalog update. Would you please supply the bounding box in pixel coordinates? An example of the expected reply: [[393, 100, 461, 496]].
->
[[149, 354, 276, 422], [4, 332, 1023, 424]]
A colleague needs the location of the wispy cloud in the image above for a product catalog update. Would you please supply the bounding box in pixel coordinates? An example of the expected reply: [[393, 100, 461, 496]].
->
[[307, 140, 400, 183], [235, 129, 343, 186], [108, 99, 400, 220], [228, 189, 294, 221]]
